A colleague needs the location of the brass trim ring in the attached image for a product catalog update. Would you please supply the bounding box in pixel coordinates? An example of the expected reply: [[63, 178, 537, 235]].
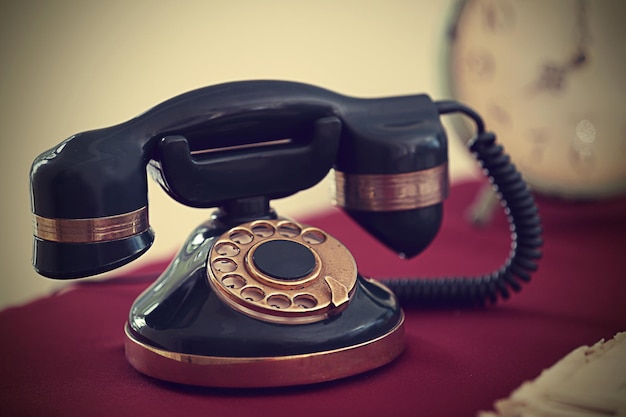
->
[[332, 163, 449, 211], [33, 207, 149, 243], [124, 311, 405, 388]]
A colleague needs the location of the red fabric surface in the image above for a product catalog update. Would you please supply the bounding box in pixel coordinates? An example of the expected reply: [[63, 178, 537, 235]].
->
[[2, 180, 625, 417]]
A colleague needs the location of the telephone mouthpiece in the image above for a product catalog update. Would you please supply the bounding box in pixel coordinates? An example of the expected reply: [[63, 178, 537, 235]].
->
[[332, 165, 448, 258]]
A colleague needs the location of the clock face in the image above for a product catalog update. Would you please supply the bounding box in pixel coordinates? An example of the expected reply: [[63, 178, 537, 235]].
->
[[449, 0, 626, 198]]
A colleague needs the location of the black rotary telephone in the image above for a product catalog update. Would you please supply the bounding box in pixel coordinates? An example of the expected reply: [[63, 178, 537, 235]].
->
[[30, 80, 542, 388]]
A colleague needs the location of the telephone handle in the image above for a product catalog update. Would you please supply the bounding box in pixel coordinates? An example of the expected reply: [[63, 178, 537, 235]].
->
[[31, 81, 349, 220], [30, 80, 445, 278], [31, 80, 440, 218]]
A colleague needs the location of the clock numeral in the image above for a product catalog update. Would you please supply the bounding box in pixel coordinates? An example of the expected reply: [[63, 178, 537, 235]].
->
[[480, 0, 514, 33], [488, 103, 512, 127], [535, 63, 568, 92], [527, 129, 549, 162], [463, 48, 495, 81]]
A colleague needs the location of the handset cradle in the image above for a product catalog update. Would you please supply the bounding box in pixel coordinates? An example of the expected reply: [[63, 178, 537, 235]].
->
[[30, 80, 541, 387]]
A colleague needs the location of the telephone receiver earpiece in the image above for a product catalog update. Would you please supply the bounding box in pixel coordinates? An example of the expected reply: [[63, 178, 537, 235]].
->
[[31, 80, 448, 278]]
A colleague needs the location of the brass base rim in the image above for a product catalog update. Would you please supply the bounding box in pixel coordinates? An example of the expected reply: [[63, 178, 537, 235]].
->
[[124, 313, 405, 388]]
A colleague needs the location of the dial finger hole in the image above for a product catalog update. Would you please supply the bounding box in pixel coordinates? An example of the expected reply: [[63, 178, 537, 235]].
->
[[241, 287, 265, 302], [277, 222, 301, 238], [221, 274, 246, 289], [213, 258, 237, 273], [251, 222, 275, 238], [215, 242, 240, 257], [267, 294, 291, 309], [229, 229, 253, 245], [294, 294, 318, 309], [302, 229, 326, 245]]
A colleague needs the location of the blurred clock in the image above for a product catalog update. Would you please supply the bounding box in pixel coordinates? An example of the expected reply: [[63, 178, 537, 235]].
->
[[448, 0, 626, 199]]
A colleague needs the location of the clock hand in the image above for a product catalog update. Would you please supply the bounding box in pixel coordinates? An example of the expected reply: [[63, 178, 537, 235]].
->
[[531, 50, 587, 93], [530, 0, 590, 94], [572, 0, 590, 62], [570, 50, 587, 67]]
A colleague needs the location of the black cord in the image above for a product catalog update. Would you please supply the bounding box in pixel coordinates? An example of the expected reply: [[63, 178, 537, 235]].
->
[[380, 101, 543, 307], [435, 100, 486, 134]]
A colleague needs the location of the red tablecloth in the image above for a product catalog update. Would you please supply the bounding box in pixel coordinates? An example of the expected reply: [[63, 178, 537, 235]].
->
[[2, 180, 625, 417]]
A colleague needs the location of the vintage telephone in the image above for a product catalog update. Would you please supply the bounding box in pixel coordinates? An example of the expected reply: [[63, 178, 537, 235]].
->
[[30, 80, 542, 388]]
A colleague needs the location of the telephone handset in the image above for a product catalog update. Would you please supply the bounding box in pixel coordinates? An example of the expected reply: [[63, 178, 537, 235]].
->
[[30, 80, 542, 387]]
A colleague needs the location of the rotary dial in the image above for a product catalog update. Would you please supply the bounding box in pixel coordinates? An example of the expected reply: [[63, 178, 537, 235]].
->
[[207, 219, 358, 324]]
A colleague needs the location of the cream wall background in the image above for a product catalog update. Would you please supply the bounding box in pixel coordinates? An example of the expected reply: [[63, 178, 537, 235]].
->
[[0, 0, 478, 309]]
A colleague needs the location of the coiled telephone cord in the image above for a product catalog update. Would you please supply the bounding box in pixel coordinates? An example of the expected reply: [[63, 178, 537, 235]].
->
[[380, 101, 543, 307]]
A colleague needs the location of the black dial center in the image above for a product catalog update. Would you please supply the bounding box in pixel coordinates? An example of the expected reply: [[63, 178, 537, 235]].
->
[[252, 240, 315, 280]]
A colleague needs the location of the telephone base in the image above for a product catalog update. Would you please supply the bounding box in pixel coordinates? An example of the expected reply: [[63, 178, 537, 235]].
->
[[124, 217, 406, 387], [124, 314, 404, 388]]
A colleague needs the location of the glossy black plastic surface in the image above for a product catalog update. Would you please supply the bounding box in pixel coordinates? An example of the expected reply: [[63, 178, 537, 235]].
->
[[347, 205, 443, 259], [153, 116, 342, 207], [33, 230, 155, 279], [30, 80, 448, 277], [252, 240, 316, 280], [128, 216, 403, 357], [31, 81, 446, 218]]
